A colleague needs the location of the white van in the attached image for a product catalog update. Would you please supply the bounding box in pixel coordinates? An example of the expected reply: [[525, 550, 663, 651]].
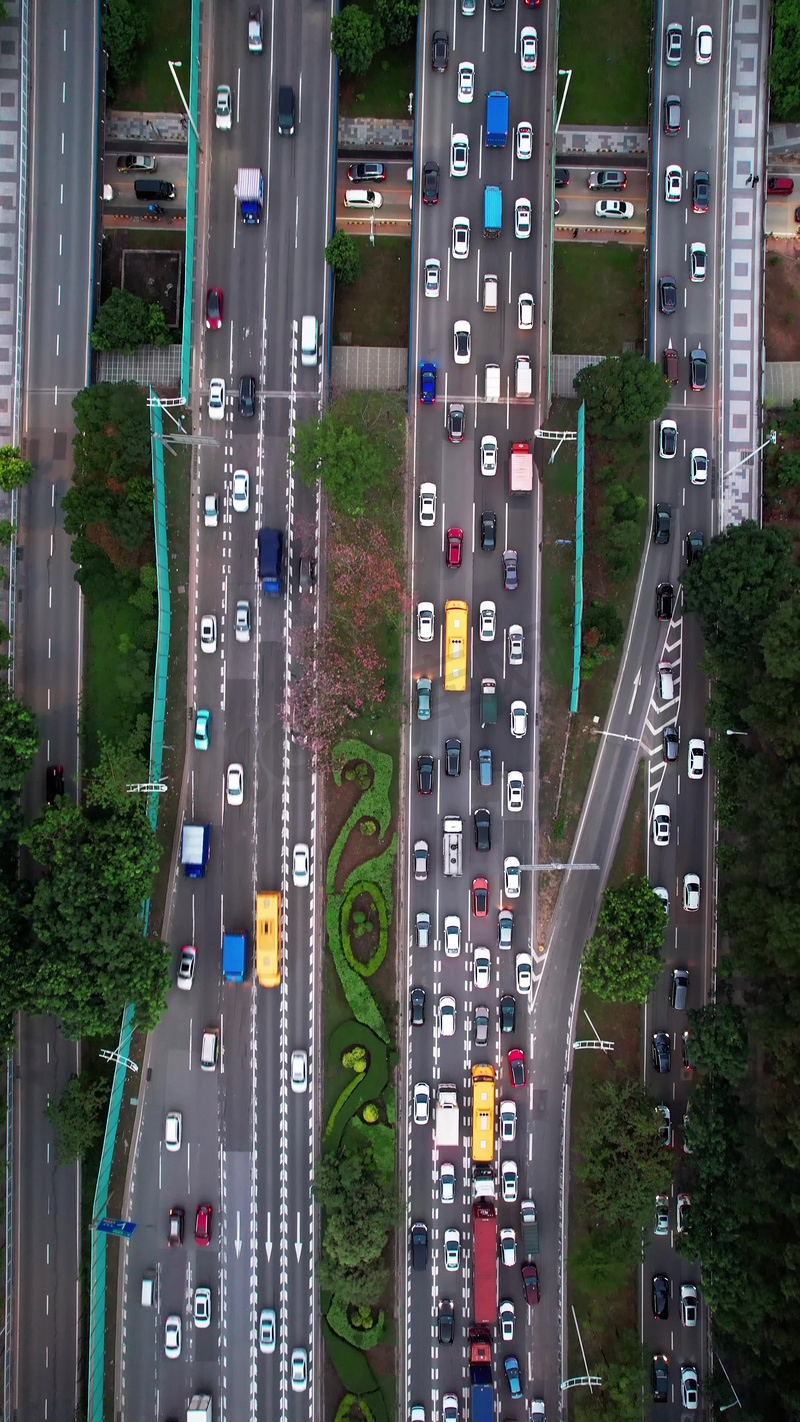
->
[[482, 274, 498, 312], [343, 189, 383, 209], [200, 1027, 219, 1071], [141, 1274, 155, 1307], [515, 355, 532, 398], [485, 363, 500, 402], [300, 315, 319, 368], [658, 661, 674, 700]]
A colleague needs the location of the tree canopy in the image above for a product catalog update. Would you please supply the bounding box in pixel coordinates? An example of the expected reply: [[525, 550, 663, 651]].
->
[[330, 6, 381, 76], [45, 1070, 110, 1164], [313, 1141, 395, 1305], [325, 230, 360, 285], [770, 0, 800, 122], [0, 695, 39, 790], [576, 1074, 671, 1229], [573, 351, 668, 436], [374, 0, 419, 45], [101, 0, 149, 90], [581, 875, 666, 1002], [0, 446, 35, 493], [91, 287, 173, 354]]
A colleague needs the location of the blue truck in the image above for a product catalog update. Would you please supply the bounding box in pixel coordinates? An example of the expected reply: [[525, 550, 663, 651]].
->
[[258, 527, 283, 597], [181, 824, 210, 878], [483, 186, 502, 239], [485, 91, 508, 147], [235, 167, 263, 224], [222, 933, 247, 982]]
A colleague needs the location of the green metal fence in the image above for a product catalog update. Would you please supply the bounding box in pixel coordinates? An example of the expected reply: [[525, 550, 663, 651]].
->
[[570, 401, 585, 712], [180, 0, 200, 401]]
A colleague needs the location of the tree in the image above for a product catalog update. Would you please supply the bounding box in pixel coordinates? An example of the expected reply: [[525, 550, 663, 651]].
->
[[325, 230, 361, 285], [772, 450, 800, 487], [294, 412, 389, 516], [780, 395, 800, 436], [101, 0, 149, 88], [682, 520, 795, 663], [569, 1222, 639, 1297], [330, 6, 380, 75], [374, 0, 419, 45], [573, 351, 669, 436], [44, 1071, 110, 1164], [688, 1000, 749, 1081], [0, 446, 35, 492], [313, 1142, 395, 1304], [91, 288, 171, 354], [146, 302, 173, 347], [576, 1074, 671, 1229], [581, 875, 666, 1002], [71, 381, 150, 484], [0, 696, 39, 790], [770, 0, 800, 122], [0, 519, 15, 546], [573, 1329, 648, 1422]]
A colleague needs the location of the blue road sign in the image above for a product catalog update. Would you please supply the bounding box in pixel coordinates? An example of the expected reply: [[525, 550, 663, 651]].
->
[[97, 1217, 136, 1237]]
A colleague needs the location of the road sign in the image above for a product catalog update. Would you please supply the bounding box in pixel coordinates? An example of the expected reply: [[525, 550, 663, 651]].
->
[[97, 1217, 136, 1238]]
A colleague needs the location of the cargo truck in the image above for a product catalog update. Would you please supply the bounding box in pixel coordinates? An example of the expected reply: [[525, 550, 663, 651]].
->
[[480, 678, 498, 727], [181, 824, 210, 878], [258, 527, 283, 597], [435, 1083, 460, 1148], [509, 441, 534, 494], [473, 1165, 496, 1198], [469, 1327, 494, 1422], [235, 167, 263, 224], [521, 1198, 540, 1256], [222, 932, 246, 983], [485, 91, 509, 147], [442, 816, 463, 877], [472, 1199, 498, 1325], [187, 1397, 212, 1422], [483, 185, 502, 238]]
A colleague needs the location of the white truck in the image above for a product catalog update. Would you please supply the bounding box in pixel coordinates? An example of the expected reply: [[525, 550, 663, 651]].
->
[[473, 1165, 496, 1198], [442, 816, 463, 877], [435, 1084, 460, 1147], [187, 1397, 212, 1422]]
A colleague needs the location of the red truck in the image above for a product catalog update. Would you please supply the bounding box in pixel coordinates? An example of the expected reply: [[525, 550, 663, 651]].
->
[[509, 441, 534, 494], [472, 1199, 497, 1325]]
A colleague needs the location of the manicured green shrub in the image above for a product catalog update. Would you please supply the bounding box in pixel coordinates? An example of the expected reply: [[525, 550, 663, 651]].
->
[[360, 818, 377, 835], [334, 1394, 358, 1422], [346, 1115, 395, 1177], [341, 882, 388, 977], [323, 1319, 382, 1394], [327, 1293, 386, 1350], [325, 1022, 390, 1151]]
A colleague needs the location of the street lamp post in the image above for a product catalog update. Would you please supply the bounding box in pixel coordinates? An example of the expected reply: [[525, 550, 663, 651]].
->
[[555, 68, 573, 136], [726, 729, 748, 737], [722, 429, 777, 481], [168, 60, 200, 146]]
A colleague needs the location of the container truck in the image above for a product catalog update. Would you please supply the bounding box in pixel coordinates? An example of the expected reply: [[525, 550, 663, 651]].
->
[[521, 1198, 540, 1256], [222, 932, 246, 983], [483, 185, 502, 238], [235, 167, 263, 224], [509, 441, 534, 494], [435, 1083, 460, 1147], [469, 1327, 494, 1422], [187, 1397, 212, 1422], [472, 1199, 498, 1325], [480, 678, 498, 728], [258, 527, 283, 597], [485, 91, 509, 147], [181, 824, 210, 878], [442, 816, 463, 877]]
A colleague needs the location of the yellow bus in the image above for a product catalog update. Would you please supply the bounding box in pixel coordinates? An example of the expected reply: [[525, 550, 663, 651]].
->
[[256, 891, 281, 987], [444, 600, 468, 691], [471, 1063, 495, 1162]]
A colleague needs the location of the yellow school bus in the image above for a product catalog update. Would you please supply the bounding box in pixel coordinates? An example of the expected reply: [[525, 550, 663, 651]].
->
[[444, 600, 468, 691], [471, 1063, 495, 1162], [256, 891, 281, 987]]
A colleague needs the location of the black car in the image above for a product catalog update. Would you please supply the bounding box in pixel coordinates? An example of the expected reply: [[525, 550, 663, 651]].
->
[[656, 582, 674, 620], [298, 554, 316, 591], [422, 161, 440, 204], [659, 275, 677, 314], [652, 1355, 668, 1403], [410, 986, 426, 1026], [686, 529, 705, 565], [500, 994, 516, 1033], [692, 170, 709, 213], [652, 1274, 670, 1320], [447, 403, 465, 443], [474, 807, 491, 852], [663, 724, 679, 762], [690, 348, 708, 391], [682, 1030, 695, 1069], [653, 502, 671, 544], [438, 1296, 455, 1344], [347, 161, 386, 182], [502, 549, 518, 591], [652, 1031, 671, 1073], [46, 763, 64, 804], [445, 738, 462, 776], [480, 511, 497, 550], [238, 374, 256, 417], [503, 1356, 523, 1399], [474, 1004, 489, 1045], [664, 94, 681, 133], [411, 1220, 428, 1269], [431, 29, 449, 70], [554, 167, 570, 187], [417, 753, 434, 794]]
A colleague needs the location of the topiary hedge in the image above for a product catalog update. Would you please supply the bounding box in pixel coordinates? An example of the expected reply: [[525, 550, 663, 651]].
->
[[327, 1292, 386, 1350], [324, 1020, 389, 1151], [341, 882, 389, 977]]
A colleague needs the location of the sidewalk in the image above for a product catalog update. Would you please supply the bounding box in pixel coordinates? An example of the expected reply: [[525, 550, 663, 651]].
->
[[556, 124, 648, 157], [106, 109, 188, 144]]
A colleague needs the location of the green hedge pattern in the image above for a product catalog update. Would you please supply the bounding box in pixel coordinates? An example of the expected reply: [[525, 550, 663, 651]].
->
[[341, 882, 389, 977], [328, 1292, 386, 1349], [324, 1020, 389, 1153]]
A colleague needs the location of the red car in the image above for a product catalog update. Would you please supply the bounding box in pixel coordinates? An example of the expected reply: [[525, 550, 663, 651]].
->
[[508, 1047, 526, 1087], [521, 1261, 539, 1305], [472, 877, 489, 917], [446, 526, 463, 569], [195, 1203, 213, 1245], [206, 287, 223, 330]]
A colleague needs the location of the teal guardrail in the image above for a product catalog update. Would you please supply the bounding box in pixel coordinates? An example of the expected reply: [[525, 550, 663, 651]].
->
[[570, 401, 585, 713], [180, 0, 200, 403]]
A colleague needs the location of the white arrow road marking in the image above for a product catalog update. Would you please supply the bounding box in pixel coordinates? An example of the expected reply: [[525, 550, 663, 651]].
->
[[235, 1210, 242, 1259], [627, 667, 642, 714], [265, 1211, 273, 1262], [295, 1211, 303, 1261]]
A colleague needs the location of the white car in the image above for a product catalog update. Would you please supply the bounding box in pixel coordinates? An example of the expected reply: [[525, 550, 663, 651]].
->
[[453, 319, 471, 364], [690, 242, 706, 281], [516, 121, 533, 160], [439, 1161, 456, 1203], [520, 26, 538, 70], [290, 1049, 308, 1092], [514, 197, 532, 239], [473, 945, 491, 989], [203, 493, 219, 527], [595, 199, 634, 219], [653, 886, 669, 913], [479, 601, 496, 642], [683, 873, 701, 911], [232, 468, 249, 512], [443, 1227, 461, 1271], [654, 1193, 669, 1235], [414, 840, 429, 881], [259, 1308, 276, 1354], [690, 448, 708, 485], [208, 377, 226, 420], [652, 803, 671, 847], [480, 434, 498, 476], [438, 995, 457, 1037], [424, 258, 440, 297], [500, 1227, 517, 1265], [681, 1365, 699, 1410], [290, 1348, 308, 1393], [518, 293, 534, 330], [234, 600, 250, 643], [515, 952, 532, 994], [687, 738, 705, 779], [177, 945, 196, 990], [457, 60, 475, 102], [510, 700, 528, 738], [292, 843, 310, 887], [507, 770, 524, 813], [164, 1314, 182, 1359], [215, 84, 232, 130], [200, 614, 217, 653], [499, 1099, 517, 1141], [417, 601, 434, 642], [194, 1287, 212, 1328], [452, 216, 470, 259], [504, 856, 521, 898], [499, 1298, 515, 1341], [681, 1283, 698, 1326], [501, 1159, 518, 1202], [695, 23, 712, 63], [418, 482, 437, 526], [165, 1111, 182, 1152], [508, 625, 524, 665], [665, 164, 682, 202], [450, 133, 469, 177], [413, 1081, 431, 1125], [443, 915, 461, 958], [226, 762, 244, 806]]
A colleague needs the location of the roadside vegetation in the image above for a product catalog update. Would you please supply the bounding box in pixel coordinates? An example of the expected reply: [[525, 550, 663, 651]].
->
[[333, 0, 418, 119], [769, 0, 800, 121], [103, 0, 191, 109], [552, 246, 645, 357], [332, 237, 411, 348], [558, 0, 650, 127]]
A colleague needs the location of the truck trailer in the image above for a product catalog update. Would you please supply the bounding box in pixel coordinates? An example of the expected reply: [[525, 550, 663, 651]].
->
[[485, 91, 509, 147], [187, 1397, 212, 1422], [181, 824, 210, 878], [483, 184, 502, 238], [480, 678, 498, 727], [435, 1083, 460, 1147], [521, 1198, 540, 1256], [442, 816, 463, 877], [472, 1198, 498, 1325]]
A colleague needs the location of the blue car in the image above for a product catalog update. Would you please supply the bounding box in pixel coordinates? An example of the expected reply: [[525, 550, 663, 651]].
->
[[194, 709, 210, 751], [504, 1356, 523, 1399], [420, 361, 437, 404], [416, 676, 432, 721]]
